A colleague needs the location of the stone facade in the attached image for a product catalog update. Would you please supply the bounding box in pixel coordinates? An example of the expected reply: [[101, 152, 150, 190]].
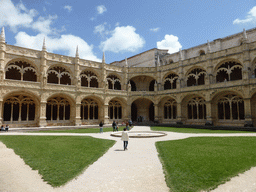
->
[[1, 27, 256, 128]]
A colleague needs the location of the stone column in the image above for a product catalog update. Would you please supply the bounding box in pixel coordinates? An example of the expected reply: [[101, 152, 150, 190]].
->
[[0, 100, 3, 125], [176, 102, 183, 124], [205, 101, 213, 125], [244, 98, 253, 127], [39, 102, 47, 127], [103, 104, 109, 124], [154, 104, 159, 122], [74, 102, 81, 126], [126, 104, 131, 121]]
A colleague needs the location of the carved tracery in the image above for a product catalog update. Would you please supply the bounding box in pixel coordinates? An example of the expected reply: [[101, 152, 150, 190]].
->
[[5, 61, 37, 82], [47, 66, 71, 85], [187, 68, 206, 87], [216, 61, 242, 82], [80, 71, 98, 88], [3, 95, 36, 122]]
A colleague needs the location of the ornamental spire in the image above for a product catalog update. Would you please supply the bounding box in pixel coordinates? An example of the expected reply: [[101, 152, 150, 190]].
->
[[102, 52, 105, 63], [207, 40, 211, 53], [157, 55, 160, 66], [42, 37, 46, 51], [76, 46, 79, 57], [0, 27, 5, 43], [125, 57, 128, 67], [179, 49, 183, 61], [243, 28, 247, 40]]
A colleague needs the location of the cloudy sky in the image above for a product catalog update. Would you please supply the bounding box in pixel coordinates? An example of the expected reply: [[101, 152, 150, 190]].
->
[[0, 0, 256, 63]]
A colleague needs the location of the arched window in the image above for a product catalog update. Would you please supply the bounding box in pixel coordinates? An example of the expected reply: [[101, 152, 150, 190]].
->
[[149, 80, 156, 91], [199, 50, 206, 56], [164, 74, 178, 90], [218, 94, 244, 120], [164, 99, 177, 119], [129, 80, 136, 91], [3, 95, 35, 122], [81, 99, 98, 120], [80, 71, 99, 88], [47, 66, 71, 85], [187, 97, 206, 119], [46, 97, 70, 121], [216, 61, 242, 82], [109, 100, 122, 119], [6, 61, 37, 82], [107, 75, 121, 90], [187, 68, 206, 87]]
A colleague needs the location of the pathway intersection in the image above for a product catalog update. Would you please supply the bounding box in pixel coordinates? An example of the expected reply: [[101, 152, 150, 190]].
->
[[1, 126, 256, 191]]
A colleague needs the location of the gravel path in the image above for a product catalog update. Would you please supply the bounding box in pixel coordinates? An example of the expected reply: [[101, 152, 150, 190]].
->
[[1, 126, 256, 192]]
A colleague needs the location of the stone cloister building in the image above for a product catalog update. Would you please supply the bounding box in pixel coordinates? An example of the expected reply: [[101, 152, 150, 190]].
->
[[1, 27, 256, 128]]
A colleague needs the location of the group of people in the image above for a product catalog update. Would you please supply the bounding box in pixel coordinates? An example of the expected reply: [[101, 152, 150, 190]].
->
[[0, 124, 9, 132]]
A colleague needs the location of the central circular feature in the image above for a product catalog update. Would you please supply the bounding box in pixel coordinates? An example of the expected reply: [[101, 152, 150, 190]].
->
[[110, 131, 167, 138]]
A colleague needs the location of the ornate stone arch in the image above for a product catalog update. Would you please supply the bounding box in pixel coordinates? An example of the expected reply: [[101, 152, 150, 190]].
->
[[45, 93, 75, 123], [5, 59, 38, 82], [47, 65, 73, 85], [215, 59, 243, 82], [80, 70, 99, 88], [3, 91, 40, 125], [163, 72, 179, 90], [106, 74, 122, 90], [185, 67, 207, 87]]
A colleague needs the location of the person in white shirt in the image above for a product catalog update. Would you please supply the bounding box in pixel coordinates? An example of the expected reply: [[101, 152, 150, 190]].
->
[[121, 128, 129, 150]]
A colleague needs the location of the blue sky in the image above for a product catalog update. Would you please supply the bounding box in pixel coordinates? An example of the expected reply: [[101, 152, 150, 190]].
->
[[0, 0, 256, 63]]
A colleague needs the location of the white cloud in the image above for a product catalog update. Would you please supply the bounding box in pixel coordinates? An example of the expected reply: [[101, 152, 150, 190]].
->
[[0, 0, 37, 32], [64, 5, 72, 12], [97, 5, 107, 14], [157, 34, 182, 54], [94, 22, 111, 37], [100, 26, 145, 53], [31, 15, 57, 34], [15, 32, 100, 62], [150, 27, 160, 32], [233, 6, 256, 24]]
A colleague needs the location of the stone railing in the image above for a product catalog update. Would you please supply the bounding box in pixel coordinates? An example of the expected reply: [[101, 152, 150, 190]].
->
[[6, 45, 40, 58], [3, 79, 41, 89]]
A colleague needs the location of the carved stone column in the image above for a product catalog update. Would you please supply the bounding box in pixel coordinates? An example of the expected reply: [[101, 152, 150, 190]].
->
[[205, 101, 213, 125], [39, 102, 47, 127], [74, 102, 81, 126], [103, 104, 109, 124], [176, 102, 183, 124], [0, 100, 3, 125], [154, 104, 159, 122], [126, 104, 131, 120], [244, 98, 253, 127]]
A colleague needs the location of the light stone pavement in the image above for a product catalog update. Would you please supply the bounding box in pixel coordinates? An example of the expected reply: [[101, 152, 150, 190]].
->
[[1, 126, 256, 192]]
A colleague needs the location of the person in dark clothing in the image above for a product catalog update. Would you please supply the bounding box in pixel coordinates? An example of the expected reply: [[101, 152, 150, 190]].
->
[[112, 121, 117, 132], [99, 121, 104, 133]]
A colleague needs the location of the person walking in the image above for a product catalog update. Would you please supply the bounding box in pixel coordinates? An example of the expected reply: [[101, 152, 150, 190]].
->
[[112, 121, 117, 132], [99, 121, 103, 133], [121, 128, 129, 150]]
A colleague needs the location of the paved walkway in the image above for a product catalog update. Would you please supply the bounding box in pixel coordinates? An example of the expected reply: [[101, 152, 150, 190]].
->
[[1, 126, 256, 192]]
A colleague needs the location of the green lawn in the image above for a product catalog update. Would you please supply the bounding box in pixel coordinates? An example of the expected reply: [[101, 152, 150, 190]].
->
[[151, 126, 255, 133], [35, 126, 126, 133], [0, 136, 115, 187], [156, 137, 256, 192]]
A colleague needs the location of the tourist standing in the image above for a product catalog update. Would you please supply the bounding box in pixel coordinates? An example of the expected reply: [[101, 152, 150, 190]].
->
[[116, 122, 119, 131], [121, 128, 129, 150], [112, 121, 117, 132], [128, 119, 132, 130], [99, 121, 103, 133]]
